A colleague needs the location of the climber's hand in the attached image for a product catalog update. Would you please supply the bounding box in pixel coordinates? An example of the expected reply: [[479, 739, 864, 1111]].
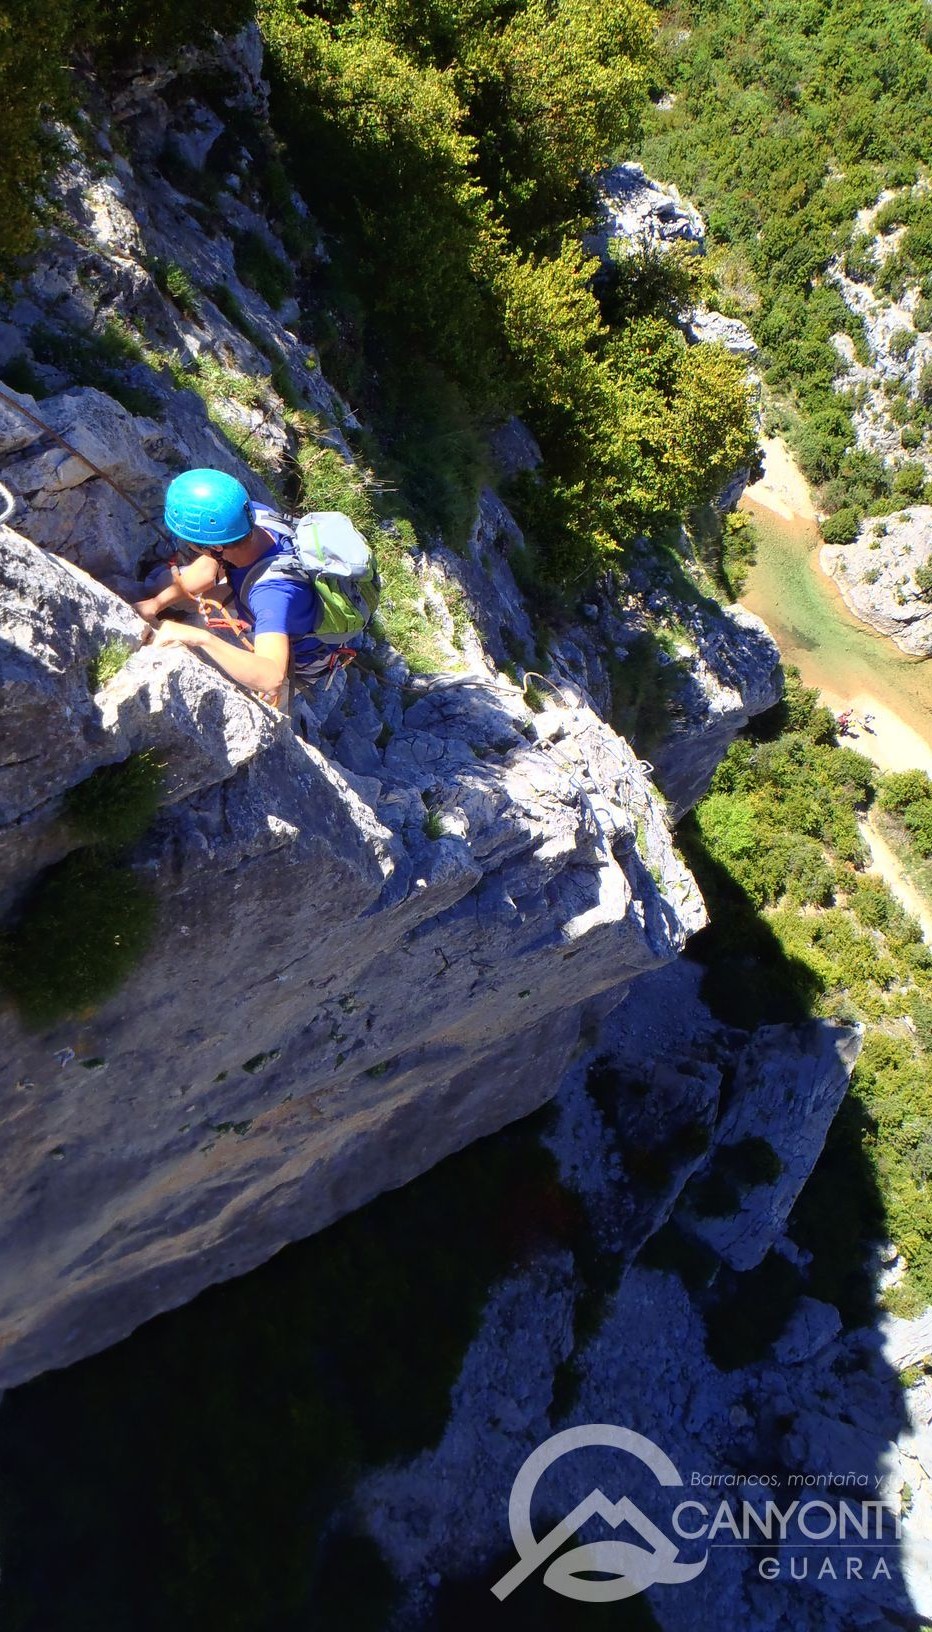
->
[[134, 596, 163, 622], [151, 622, 209, 652]]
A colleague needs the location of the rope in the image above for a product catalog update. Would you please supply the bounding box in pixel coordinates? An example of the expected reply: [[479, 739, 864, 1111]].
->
[[192, 593, 287, 711], [0, 385, 169, 544], [0, 480, 16, 525]]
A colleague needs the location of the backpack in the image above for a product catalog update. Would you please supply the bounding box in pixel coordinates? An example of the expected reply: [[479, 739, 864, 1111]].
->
[[240, 507, 380, 645]]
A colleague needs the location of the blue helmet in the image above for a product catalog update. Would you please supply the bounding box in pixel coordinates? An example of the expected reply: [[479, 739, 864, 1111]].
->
[[164, 469, 255, 547]]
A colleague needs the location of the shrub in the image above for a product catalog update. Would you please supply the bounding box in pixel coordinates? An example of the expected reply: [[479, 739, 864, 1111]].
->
[[889, 327, 916, 360], [0, 851, 157, 1027], [879, 770, 932, 813], [233, 230, 294, 310], [209, 282, 259, 342], [28, 321, 162, 418], [821, 506, 862, 546], [891, 462, 926, 503], [64, 752, 164, 851], [87, 637, 134, 690], [153, 260, 200, 320], [688, 1171, 741, 1218], [914, 298, 932, 333]]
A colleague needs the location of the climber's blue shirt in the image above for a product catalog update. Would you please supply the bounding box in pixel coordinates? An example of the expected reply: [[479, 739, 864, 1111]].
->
[[224, 530, 326, 670]]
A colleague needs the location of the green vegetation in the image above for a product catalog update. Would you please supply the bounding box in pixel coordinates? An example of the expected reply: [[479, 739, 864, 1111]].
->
[[29, 319, 162, 418], [820, 506, 862, 546], [608, 632, 692, 754], [679, 670, 932, 1315], [152, 259, 200, 319], [0, 753, 163, 1026], [878, 767, 932, 857], [0, 850, 157, 1027], [87, 636, 133, 689], [233, 228, 294, 309], [64, 751, 164, 850], [685, 1136, 783, 1219], [641, 0, 932, 518], [294, 447, 450, 671], [208, 281, 260, 342], [0, 0, 252, 273], [422, 803, 448, 840], [258, 0, 756, 582]]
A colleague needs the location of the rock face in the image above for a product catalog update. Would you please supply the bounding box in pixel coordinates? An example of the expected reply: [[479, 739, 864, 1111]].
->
[[820, 506, 932, 655], [0, 527, 704, 1387], [828, 184, 932, 484], [685, 1020, 862, 1269], [0, 44, 780, 1388], [547, 584, 783, 822], [350, 962, 917, 1632], [585, 162, 706, 260]]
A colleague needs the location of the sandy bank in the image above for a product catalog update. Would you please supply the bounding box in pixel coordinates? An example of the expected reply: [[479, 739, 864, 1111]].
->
[[744, 434, 819, 523], [817, 690, 932, 778]]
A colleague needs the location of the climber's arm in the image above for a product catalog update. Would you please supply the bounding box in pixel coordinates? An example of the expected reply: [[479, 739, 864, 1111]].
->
[[150, 623, 290, 693], [134, 554, 221, 621]]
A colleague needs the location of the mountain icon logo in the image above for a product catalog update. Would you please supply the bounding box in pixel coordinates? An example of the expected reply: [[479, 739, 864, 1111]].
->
[[491, 1423, 708, 1604]]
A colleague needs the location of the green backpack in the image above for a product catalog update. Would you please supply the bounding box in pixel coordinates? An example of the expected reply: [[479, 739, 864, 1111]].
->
[[243, 507, 380, 643]]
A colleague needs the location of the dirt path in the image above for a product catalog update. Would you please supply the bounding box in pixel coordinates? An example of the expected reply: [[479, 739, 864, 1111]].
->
[[860, 810, 932, 944]]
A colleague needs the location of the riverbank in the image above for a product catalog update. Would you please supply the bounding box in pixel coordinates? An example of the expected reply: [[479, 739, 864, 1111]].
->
[[737, 427, 932, 778], [743, 434, 819, 523], [738, 437, 932, 932]]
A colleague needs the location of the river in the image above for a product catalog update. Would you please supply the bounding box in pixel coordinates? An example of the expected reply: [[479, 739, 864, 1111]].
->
[[738, 438, 932, 778]]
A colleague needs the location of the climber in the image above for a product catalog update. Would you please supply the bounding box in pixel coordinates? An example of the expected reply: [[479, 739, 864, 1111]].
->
[[135, 469, 346, 700]]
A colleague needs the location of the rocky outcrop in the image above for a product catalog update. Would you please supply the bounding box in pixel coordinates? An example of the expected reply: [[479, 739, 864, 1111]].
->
[[584, 164, 757, 361], [349, 961, 912, 1632], [684, 306, 757, 357], [585, 162, 706, 260], [829, 184, 932, 483], [821, 506, 932, 655], [547, 578, 783, 822], [0, 43, 779, 1387], [0, 527, 704, 1386], [685, 1020, 862, 1269]]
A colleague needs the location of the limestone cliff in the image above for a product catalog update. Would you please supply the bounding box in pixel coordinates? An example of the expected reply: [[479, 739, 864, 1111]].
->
[[0, 525, 705, 1386], [0, 34, 780, 1386]]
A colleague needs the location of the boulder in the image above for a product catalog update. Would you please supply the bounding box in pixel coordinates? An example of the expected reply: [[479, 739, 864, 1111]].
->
[[685, 307, 758, 356], [0, 531, 142, 828]]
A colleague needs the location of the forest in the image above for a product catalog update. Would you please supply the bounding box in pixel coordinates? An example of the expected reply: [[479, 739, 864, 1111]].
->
[[642, 0, 932, 518]]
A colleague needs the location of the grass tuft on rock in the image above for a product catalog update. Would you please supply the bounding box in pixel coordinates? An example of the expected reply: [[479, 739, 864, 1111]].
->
[[0, 851, 157, 1028], [64, 752, 164, 851], [87, 637, 134, 690]]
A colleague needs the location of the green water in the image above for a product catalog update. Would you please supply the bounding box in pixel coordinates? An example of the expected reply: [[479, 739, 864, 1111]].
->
[[739, 499, 932, 769]]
